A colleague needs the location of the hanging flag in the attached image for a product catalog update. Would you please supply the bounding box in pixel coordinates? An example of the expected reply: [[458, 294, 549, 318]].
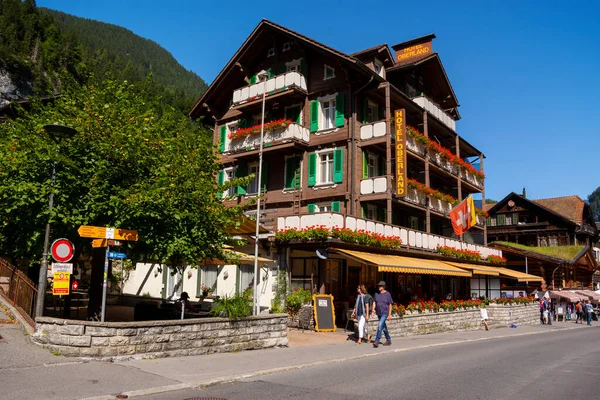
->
[[449, 196, 477, 236]]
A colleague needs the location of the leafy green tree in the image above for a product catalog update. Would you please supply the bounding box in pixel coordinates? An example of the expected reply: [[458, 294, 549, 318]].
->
[[485, 199, 498, 204], [0, 77, 245, 268], [587, 187, 600, 222]]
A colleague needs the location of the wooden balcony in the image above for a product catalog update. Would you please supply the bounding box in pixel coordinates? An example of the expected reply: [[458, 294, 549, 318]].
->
[[459, 168, 484, 189], [360, 177, 387, 195], [406, 135, 427, 156], [412, 95, 456, 132], [360, 121, 386, 140], [225, 123, 309, 154], [428, 152, 458, 175], [232, 71, 307, 106]]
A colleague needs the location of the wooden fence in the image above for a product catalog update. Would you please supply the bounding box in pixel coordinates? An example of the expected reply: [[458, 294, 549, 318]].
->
[[0, 258, 37, 327]]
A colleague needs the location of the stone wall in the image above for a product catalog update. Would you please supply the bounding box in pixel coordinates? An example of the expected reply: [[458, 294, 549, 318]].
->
[[355, 304, 538, 337], [287, 305, 314, 330], [32, 314, 288, 360]]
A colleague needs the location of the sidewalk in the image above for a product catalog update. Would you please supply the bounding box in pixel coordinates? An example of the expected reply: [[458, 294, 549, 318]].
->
[[93, 321, 591, 399]]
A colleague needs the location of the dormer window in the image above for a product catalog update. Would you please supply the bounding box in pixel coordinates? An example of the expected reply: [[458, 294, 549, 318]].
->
[[286, 59, 301, 73], [267, 47, 276, 57], [282, 42, 291, 52], [324, 64, 335, 80], [374, 58, 384, 77]]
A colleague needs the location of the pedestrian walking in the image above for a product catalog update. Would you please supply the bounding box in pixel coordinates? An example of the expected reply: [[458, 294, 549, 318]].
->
[[371, 281, 393, 348], [585, 300, 594, 326], [351, 284, 373, 344], [539, 298, 545, 324], [575, 301, 583, 324]]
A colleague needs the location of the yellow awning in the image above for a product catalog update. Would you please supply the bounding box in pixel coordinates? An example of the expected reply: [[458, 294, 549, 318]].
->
[[200, 250, 274, 265], [331, 248, 472, 277], [488, 266, 544, 282], [225, 217, 269, 235], [443, 262, 500, 276]]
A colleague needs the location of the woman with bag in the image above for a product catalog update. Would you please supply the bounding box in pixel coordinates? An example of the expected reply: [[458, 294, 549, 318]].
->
[[351, 284, 372, 344]]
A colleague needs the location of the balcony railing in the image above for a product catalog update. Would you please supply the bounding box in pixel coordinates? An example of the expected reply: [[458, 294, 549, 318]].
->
[[460, 168, 483, 189], [428, 152, 458, 175], [429, 197, 453, 214], [412, 95, 456, 132], [232, 71, 307, 105], [406, 135, 427, 156], [405, 188, 427, 206], [226, 123, 309, 153], [360, 177, 387, 195], [276, 212, 502, 258], [360, 121, 386, 140]]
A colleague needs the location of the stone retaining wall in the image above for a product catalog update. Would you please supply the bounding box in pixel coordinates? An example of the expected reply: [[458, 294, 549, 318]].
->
[[32, 314, 288, 360], [355, 304, 538, 337]]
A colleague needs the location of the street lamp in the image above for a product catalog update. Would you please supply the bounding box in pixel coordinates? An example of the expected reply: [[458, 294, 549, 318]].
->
[[35, 124, 77, 319], [253, 70, 269, 315]]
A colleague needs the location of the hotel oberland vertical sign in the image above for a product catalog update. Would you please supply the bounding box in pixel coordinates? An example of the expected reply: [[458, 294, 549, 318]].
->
[[395, 109, 407, 197]]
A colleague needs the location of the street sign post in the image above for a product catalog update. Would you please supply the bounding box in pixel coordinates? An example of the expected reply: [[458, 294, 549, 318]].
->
[[51, 263, 73, 274], [78, 226, 139, 241], [51, 239, 74, 263], [53, 272, 70, 295], [107, 252, 126, 259]]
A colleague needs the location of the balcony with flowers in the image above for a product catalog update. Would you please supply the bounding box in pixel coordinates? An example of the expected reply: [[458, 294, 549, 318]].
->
[[405, 178, 457, 214], [232, 71, 307, 106], [225, 119, 309, 154]]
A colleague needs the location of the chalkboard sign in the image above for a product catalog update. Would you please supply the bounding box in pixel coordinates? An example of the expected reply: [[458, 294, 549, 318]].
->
[[313, 294, 336, 332]]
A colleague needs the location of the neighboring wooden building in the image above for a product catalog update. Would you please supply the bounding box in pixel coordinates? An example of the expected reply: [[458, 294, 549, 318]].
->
[[190, 20, 523, 315], [485, 192, 597, 247]]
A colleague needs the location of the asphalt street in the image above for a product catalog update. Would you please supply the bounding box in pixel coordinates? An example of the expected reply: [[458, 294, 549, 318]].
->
[[145, 327, 600, 400]]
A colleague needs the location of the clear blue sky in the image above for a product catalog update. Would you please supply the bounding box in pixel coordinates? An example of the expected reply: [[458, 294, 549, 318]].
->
[[38, 0, 600, 202]]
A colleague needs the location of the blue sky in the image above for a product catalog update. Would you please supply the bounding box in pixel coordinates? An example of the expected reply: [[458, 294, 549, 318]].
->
[[38, 0, 600, 202]]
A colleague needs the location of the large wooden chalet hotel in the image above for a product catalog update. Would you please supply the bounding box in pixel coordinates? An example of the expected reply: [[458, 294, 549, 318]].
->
[[190, 20, 541, 318]]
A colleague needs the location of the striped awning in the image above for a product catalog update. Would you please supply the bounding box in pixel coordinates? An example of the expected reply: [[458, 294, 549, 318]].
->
[[331, 248, 472, 277], [550, 291, 586, 302], [575, 290, 600, 301], [488, 267, 544, 283], [442, 262, 500, 276]]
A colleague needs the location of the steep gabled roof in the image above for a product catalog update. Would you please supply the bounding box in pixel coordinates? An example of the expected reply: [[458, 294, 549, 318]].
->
[[486, 192, 576, 227], [532, 196, 586, 225], [351, 43, 395, 67]]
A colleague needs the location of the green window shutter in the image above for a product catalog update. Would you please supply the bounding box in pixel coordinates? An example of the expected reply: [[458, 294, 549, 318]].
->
[[362, 98, 369, 124], [218, 170, 224, 199], [308, 153, 317, 186], [331, 201, 341, 213], [513, 213, 518, 225], [333, 148, 343, 183], [285, 158, 296, 189], [249, 75, 257, 84], [300, 58, 307, 76], [310, 100, 319, 132], [362, 151, 368, 179], [161, 267, 168, 298], [378, 105, 384, 121], [236, 164, 248, 195], [219, 126, 226, 152], [260, 161, 269, 192], [498, 214, 506, 226], [335, 93, 345, 127], [377, 155, 385, 176], [285, 106, 301, 124], [377, 207, 385, 222], [267, 69, 275, 79], [361, 204, 367, 219], [308, 204, 317, 213], [486, 217, 491, 226]]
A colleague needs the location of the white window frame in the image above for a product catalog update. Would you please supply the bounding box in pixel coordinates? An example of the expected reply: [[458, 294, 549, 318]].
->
[[318, 93, 337, 131], [505, 215, 512, 225], [286, 59, 301, 73], [282, 42, 291, 52], [223, 166, 236, 198], [367, 100, 379, 124], [489, 217, 497, 227], [284, 103, 303, 124], [200, 265, 218, 294], [283, 154, 302, 192], [374, 58, 384, 77], [316, 149, 335, 185], [367, 153, 378, 177], [247, 162, 259, 195], [224, 120, 239, 150], [323, 64, 335, 80]]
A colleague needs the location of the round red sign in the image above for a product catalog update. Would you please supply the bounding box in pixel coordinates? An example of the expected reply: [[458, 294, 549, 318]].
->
[[51, 239, 74, 263]]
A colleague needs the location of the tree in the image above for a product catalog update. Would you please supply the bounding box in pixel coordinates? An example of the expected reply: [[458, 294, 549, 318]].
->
[[0, 77, 245, 268], [485, 199, 498, 204], [587, 187, 600, 222]]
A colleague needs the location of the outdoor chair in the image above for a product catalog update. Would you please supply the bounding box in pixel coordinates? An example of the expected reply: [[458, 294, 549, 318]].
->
[[344, 309, 356, 332]]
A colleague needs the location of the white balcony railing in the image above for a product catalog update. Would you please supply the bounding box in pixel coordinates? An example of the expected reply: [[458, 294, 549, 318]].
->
[[232, 71, 307, 105], [226, 123, 309, 153], [405, 188, 427, 206], [360, 121, 386, 140], [276, 212, 503, 258], [428, 152, 458, 175], [360, 177, 387, 195], [460, 168, 484, 189], [412, 95, 456, 132], [429, 197, 454, 214], [406, 135, 427, 156]]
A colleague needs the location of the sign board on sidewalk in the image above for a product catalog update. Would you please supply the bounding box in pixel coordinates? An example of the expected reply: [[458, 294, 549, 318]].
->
[[107, 252, 126, 259], [51, 238, 74, 263], [313, 294, 336, 332], [53, 272, 70, 295], [78, 226, 138, 241], [51, 263, 73, 274]]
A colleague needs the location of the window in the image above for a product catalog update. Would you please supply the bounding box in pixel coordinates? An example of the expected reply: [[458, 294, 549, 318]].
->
[[284, 155, 302, 189], [367, 204, 377, 220], [267, 47, 275, 57], [405, 84, 417, 98], [199, 266, 218, 294], [318, 151, 334, 184], [310, 94, 344, 133], [368, 153, 378, 177], [223, 167, 236, 197], [324, 64, 335, 80], [367, 102, 378, 123], [505, 215, 512, 225], [285, 104, 302, 124], [286, 59, 301, 73], [282, 42, 291, 52], [489, 217, 497, 226], [497, 214, 506, 226], [247, 163, 259, 194], [321, 98, 336, 130], [252, 114, 262, 126], [238, 264, 255, 295], [374, 58, 384, 77], [409, 216, 419, 230]]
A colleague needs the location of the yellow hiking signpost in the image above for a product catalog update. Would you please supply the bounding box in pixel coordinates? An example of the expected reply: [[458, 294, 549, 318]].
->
[[77, 226, 139, 322]]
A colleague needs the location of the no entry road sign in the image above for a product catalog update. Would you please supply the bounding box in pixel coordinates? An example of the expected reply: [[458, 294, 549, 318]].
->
[[51, 239, 74, 263]]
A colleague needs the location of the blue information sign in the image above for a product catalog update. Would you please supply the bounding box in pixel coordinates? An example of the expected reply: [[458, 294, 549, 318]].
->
[[107, 252, 126, 259]]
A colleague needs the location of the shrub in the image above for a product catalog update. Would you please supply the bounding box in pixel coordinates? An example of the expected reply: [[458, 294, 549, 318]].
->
[[285, 288, 313, 317], [210, 294, 252, 320]]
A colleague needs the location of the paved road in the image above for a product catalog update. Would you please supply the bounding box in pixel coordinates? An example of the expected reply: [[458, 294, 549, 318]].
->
[[145, 327, 600, 400]]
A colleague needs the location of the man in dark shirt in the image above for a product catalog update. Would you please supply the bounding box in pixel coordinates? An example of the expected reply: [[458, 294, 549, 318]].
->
[[371, 281, 393, 348]]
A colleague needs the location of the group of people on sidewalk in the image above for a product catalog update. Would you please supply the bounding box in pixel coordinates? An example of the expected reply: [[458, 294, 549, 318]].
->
[[574, 300, 595, 325], [351, 281, 393, 348], [540, 298, 596, 326]]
